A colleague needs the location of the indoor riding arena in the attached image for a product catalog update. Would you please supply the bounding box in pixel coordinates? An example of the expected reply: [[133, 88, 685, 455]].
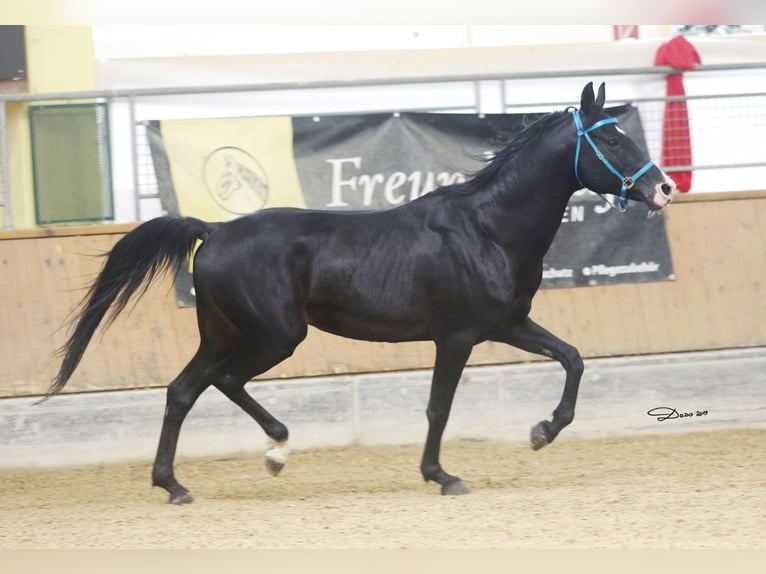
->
[[1, 25, 765, 551]]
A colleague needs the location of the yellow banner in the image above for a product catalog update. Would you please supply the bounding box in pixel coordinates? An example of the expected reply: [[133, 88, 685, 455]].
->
[[160, 116, 306, 221]]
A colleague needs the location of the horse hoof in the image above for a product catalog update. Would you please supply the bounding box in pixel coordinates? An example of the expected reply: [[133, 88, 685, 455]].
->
[[530, 421, 550, 451], [441, 480, 471, 496], [169, 492, 194, 505], [265, 439, 290, 476], [265, 458, 285, 476]]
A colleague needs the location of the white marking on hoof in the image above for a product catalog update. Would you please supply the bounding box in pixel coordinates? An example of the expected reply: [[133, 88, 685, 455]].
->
[[265, 439, 290, 475]]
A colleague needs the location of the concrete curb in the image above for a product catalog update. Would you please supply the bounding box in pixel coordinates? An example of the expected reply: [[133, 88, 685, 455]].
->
[[1, 347, 764, 468]]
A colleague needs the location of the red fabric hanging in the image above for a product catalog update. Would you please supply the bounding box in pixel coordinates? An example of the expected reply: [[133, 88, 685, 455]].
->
[[654, 35, 701, 192]]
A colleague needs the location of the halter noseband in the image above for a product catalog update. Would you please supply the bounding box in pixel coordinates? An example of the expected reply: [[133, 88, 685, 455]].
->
[[571, 109, 654, 212]]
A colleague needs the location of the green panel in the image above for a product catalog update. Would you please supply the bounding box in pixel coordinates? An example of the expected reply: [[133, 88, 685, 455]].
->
[[29, 103, 113, 225]]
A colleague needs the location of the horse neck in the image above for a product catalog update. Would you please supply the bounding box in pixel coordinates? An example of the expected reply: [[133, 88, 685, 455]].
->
[[475, 143, 579, 253]]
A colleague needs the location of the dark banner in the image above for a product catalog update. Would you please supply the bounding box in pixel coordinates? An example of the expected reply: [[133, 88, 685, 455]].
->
[[147, 106, 674, 306]]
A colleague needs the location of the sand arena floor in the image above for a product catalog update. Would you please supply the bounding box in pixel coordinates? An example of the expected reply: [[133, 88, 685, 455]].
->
[[1, 428, 764, 549]]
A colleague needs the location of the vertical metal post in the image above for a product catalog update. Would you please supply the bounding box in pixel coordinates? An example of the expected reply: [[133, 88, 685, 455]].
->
[[473, 81, 482, 115], [499, 79, 508, 113], [100, 100, 113, 218], [128, 95, 141, 222], [0, 102, 13, 229]]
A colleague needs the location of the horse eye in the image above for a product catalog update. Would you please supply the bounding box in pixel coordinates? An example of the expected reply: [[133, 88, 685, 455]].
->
[[607, 137, 619, 146]]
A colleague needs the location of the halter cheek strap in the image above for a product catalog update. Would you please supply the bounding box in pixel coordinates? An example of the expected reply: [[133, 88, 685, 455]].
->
[[571, 109, 654, 212]]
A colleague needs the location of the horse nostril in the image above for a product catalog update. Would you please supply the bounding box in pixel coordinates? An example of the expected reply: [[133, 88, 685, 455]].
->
[[660, 183, 673, 197]]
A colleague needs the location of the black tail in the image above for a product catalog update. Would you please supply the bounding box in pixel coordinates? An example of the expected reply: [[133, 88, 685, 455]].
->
[[44, 216, 218, 400]]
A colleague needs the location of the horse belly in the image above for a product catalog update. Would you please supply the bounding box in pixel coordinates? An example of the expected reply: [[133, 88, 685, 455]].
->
[[306, 302, 429, 343]]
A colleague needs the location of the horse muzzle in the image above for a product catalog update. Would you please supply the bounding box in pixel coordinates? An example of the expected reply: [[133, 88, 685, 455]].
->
[[651, 178, 676, 210]]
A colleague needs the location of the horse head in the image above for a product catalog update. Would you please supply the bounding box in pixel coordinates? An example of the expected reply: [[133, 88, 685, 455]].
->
[[573, 82, 676, 212]]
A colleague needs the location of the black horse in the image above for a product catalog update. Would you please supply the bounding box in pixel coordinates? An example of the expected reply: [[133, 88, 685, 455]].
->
[[47, 82, 675, 503]]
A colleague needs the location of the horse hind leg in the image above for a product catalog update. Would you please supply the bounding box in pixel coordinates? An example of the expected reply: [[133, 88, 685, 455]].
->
[[220, 388, 291, 477], [195, 276, 308, 479], [151, 351, 212, 504], [151, 339, 300, 504], [209, 329, 306, 477], [220, 373, 292, 478]]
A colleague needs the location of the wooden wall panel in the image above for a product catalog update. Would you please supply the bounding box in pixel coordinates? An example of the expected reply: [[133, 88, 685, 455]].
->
[[1, 193, 764, 398]]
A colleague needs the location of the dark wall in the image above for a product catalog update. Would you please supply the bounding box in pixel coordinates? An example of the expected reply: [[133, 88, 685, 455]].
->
[[0, 26, 26, 80]]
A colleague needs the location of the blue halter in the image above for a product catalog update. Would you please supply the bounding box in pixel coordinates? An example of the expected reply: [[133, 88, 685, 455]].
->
[[571, 109, 654, 212]]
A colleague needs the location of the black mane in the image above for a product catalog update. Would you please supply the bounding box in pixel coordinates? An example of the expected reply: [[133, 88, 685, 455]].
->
[[451, 110, 569, 195]]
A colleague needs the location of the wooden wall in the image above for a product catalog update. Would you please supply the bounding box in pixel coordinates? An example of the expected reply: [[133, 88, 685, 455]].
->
[[1, 192, 764, 398]]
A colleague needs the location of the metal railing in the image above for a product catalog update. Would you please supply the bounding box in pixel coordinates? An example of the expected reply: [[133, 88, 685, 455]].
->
[[2, 62, 766, 229], [505, 91, 766, 172]]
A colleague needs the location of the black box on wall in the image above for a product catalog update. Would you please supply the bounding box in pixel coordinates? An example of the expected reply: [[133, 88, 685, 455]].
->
[[0, 26, 27, 81]]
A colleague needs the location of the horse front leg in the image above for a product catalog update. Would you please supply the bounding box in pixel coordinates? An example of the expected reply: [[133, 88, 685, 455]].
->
[[491, 317, 584, 450], [420, 337, 473, 495]]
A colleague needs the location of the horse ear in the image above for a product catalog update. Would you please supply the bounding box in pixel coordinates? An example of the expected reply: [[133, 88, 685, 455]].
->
[[594, 82, 606, 110], [580, 82, 595, 114]]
